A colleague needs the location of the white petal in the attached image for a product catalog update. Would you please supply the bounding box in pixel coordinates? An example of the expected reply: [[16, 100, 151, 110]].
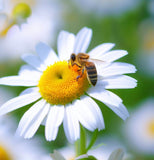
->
[[36, 42, 59, 66], [73, 27, 92, 54], [45, 105, 64, 141], [47, 127, 59, 141], [108, 149, 124, 160], [88, 43, 115, 58], [88, 87, 129, 120], [18, 65, 42, 81], [99, 62, 137, 77], [74, 101, 96, 131], [0, 92, 41, 116], [23, 103, 50, 138], [57, 31, 75, 60], [16, 99, 46, 136], [104, 102, 129, 120], [93, 61, 111, 77], [75, 96, 105, 131], [98, 75, 137, 89], [22, 54, 47, 71], [87, 87, 122, 107], [0, 76, 38, 86], [63, 104, 80, 143], [98, 50, 128, 62], [20, 87, 39, 96]]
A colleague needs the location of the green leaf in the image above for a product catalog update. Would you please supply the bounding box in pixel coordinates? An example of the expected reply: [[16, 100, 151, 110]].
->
[[90, 142, 105, 150], [50, 150, 66, 160], [86, 129, 98, 152], [76, 125, 87, 156], [108, 148, 124, 160]]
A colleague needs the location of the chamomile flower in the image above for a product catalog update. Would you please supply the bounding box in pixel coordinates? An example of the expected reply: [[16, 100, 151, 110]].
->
[[0, 115, 51, 160], [0, 0, 61, 61], [0, 27, 137, 143], [124, 99, 154, 155]]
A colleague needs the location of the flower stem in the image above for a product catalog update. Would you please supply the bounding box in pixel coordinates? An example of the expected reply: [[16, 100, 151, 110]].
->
[[75, 127, 98, 157]]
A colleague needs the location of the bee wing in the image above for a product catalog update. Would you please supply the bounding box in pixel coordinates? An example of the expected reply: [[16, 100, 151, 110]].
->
[[89, 58, 111, 76], [89, 58, 110, 66]]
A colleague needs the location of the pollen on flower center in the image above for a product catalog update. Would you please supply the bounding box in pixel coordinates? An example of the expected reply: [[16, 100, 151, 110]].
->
[[38, 61, 90, 105], [0, 145, 12, 160]]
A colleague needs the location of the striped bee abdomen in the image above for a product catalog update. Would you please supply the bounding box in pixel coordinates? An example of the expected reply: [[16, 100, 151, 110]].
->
[[85, 62, 97, 86]]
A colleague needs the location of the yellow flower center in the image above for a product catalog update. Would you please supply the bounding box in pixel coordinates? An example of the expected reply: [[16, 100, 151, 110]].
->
[[143, 33, 154, 52], [12, 3, 31, 20], [38, 61, 90, 105], [147, 119, 154, 138], [0, 145, 12, 160]]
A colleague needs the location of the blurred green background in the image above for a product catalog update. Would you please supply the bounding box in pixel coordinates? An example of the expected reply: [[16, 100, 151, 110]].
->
[[0, 0, 154, 160]]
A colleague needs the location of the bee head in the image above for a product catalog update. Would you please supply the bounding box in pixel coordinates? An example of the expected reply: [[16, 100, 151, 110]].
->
[[70, 53, 76, 62]]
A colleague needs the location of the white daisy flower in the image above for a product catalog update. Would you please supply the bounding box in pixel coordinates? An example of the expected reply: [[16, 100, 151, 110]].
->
[[72, 0, 140, 16], [0, 115, 51, 160], [0, 0, 61, 61], [124, 99, 154, 155], [0, 27, 137, 143]]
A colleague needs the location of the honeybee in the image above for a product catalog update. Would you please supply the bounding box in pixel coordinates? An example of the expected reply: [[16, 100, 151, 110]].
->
[[69, 53, 97, 86]]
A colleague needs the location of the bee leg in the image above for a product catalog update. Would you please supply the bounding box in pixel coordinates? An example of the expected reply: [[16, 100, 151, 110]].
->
[[76, 75, 81, 81], [76, 68, 84, 81]]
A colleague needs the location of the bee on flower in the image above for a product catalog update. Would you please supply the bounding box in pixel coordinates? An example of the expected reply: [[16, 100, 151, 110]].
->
[[0, 27, 137, 143]]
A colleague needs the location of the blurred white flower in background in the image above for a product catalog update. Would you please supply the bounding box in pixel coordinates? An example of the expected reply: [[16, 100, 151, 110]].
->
[[88, 137, 128, 160], [137, 19, 154, 77], [124, 98, 154, 155], [0, 115, 51, 160], [72, 0, 140, 16], [0, 0, 62, 61], [148, 0, 154, 16], [56, 136, 128, 160], [137, 0, 154, 78]]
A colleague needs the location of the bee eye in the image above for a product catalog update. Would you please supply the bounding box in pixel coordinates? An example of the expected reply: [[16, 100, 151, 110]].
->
[[71, 54, 76, 61]]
